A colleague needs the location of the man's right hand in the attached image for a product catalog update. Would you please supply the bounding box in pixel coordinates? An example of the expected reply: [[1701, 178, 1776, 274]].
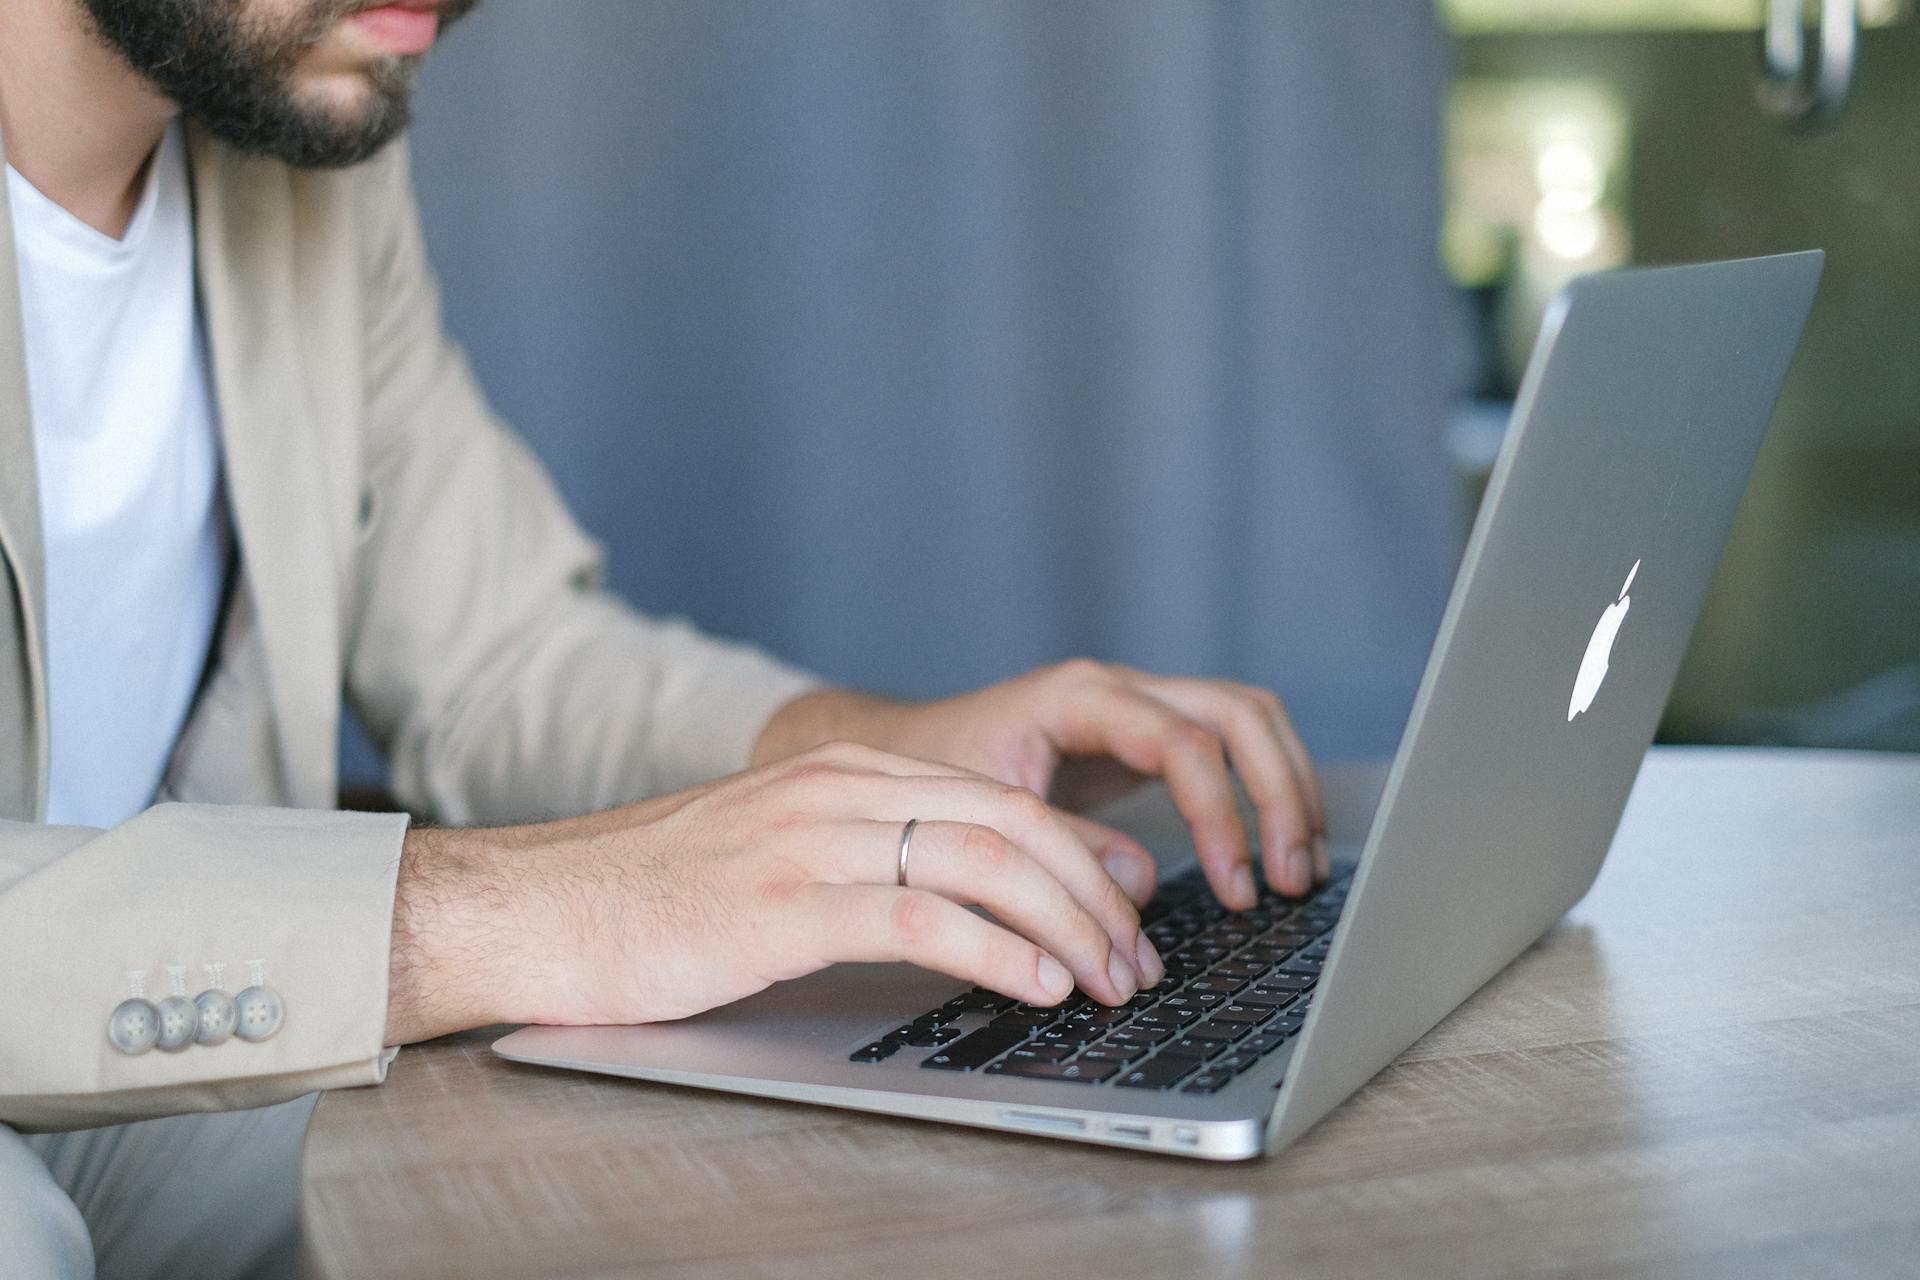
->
[[383, 742, 1164, 1045]]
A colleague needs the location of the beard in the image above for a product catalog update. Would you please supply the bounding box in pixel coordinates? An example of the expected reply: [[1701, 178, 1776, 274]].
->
[[79, 0, 477, 169]]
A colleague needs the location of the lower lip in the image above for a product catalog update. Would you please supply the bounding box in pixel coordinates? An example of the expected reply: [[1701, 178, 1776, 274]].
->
[[349, 5, 440, 56]]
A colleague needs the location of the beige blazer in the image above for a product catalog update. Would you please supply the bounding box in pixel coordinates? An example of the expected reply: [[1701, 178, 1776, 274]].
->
[[0, 125, 818, 1131]]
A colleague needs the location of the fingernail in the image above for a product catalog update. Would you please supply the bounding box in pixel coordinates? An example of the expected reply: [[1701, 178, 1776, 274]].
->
[[1289, 845, 1312, 894], [1101, 851, 1153, 905], [1134, 933, 1165, 987], [1036, 955, 1073, 1003], [1230, 864, 1257, 909], [1106, 948, 1138, 1002]]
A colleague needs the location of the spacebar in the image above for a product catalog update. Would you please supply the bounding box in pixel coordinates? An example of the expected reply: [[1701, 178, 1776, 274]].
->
[[921, 1028, 1025, 1071]]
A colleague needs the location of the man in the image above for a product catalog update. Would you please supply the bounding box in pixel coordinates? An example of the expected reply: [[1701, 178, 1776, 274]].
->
[[0, 1, 1329, 1275]]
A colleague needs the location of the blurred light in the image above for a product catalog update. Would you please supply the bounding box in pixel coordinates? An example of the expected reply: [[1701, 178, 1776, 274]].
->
[[1535, 142, 1603, 211], [1535, 205, 1604, 259]]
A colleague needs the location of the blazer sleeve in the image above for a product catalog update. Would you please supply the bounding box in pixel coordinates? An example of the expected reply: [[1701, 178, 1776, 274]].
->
[[0, 804, 409, 1132], [342, 142, 820, 826]]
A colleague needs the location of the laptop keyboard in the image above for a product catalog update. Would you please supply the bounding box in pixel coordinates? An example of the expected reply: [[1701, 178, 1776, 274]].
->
[[848, 864, 1350, 1094]]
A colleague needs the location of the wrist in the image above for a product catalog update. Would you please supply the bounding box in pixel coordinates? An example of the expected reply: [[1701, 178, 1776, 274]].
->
[[385, 824, 556, 1044]]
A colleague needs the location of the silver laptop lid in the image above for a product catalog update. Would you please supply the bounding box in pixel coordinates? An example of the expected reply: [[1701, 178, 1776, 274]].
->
[[1267, 251, 1823, 1154]]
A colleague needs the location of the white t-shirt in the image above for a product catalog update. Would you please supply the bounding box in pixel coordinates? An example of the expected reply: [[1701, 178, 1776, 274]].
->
[[7, 121, 228, 828]]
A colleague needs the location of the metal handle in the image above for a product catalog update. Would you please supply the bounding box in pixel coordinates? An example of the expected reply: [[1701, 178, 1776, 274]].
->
[[1758, 0, 1858, 127]]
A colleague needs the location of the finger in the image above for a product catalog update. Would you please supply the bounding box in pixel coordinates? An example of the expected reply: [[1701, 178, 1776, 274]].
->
[[1130, 678, 1317, 896], [826, 774, 1151, 996], [800, 883, 1076, 1007], [1262, 697, 1331, 880], [1042, 682, 1256, 911], [1058, 813, 1158, 909], [876, 819, 1136, 1003]]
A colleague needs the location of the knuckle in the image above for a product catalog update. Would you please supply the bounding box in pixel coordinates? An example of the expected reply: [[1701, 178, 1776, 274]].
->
[[1053, 656, 1108, 686], [1094, 875, 1138, 925], [981, 930, 1032, 979], [960, 823, 1015, 873], [1226, 696, 1271, 740], [1171, 721, 1222, 758], [753, 855, 812, 906], [889, 890, 941, 944], [998, 784, 1053, 828], [1067, 909, 1112, 957], [780, 761, 833, 788], [810, 740, 868, 767]]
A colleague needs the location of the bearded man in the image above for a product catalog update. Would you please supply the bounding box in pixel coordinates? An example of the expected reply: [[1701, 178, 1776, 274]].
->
[[0, 3, 1327, 1275]]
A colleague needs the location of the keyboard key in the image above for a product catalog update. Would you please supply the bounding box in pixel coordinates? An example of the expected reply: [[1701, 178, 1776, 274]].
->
[[1164, 1036, 1223, 1058], [992, 1058, 1121, 1083], [1243, 1032, 1287, 1055], [1184, 977, 1245, 999], [1209, 1003, 1272, 1025], [1207, 963, 1265, 982], [1182, 1071, 1234, 1094], [850, 1042, 897, 1063], [1270, 1015, 1305, 1037], [1037, 1026, 1100, 1048], [1211, 1051, 1259, 1075], [965, 988, 1018, 1010], [1006, 1043, 1075, 1063], [989, 1011, 1056, 1031], [1108, 1025, 1174, 1047], [1066, 1007, 1131, 1028], [1114, 1057, 1201, 1090], [904, 1024, 964, 1047], [1278, 956, 1325, 975], [1233, 991, 1297, 1012], [1260, 930, 1314, 950], [1192, 1018, 1255, 1044], [922, 1028, 1025, 1071], [1080, 1044, 1148, 1064], [1250, 974, 1315, 997], [1133, 1008, 1197, 1031]]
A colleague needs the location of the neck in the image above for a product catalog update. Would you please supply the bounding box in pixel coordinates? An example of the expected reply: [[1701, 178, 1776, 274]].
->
[[0, 0, 177, 238]]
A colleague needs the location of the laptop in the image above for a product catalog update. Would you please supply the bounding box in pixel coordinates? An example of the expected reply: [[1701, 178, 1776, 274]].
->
[[495, 250, 1823, 1160]]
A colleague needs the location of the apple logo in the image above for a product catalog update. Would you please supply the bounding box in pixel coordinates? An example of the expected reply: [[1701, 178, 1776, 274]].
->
[[1568, 560, 1640, 722]]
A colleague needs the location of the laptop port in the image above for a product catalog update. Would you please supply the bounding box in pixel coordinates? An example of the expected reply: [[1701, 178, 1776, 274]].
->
[[997, 1109, 1086, 1134]]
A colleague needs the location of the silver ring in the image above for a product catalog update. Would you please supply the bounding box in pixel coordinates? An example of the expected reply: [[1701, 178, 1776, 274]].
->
[[897, 818, 920, 888]]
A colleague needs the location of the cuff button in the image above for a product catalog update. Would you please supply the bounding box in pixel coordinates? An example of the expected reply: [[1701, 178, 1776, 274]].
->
[[155, 995, 198, 1052], [233, 985, 284, 1042], [194, 989, 237, 1046], [108, 999, 161, 1055]]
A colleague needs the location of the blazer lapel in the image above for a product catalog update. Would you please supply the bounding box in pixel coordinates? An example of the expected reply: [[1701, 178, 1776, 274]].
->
[[187, 130, 340, 810], [0, 126, 48, 820]]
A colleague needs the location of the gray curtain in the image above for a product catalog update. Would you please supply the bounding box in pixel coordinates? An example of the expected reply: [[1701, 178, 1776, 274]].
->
[[345, 0, 1464, 783]]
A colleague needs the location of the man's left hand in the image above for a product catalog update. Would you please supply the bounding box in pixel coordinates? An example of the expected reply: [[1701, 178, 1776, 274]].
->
[[750, 659, 1327, 910]]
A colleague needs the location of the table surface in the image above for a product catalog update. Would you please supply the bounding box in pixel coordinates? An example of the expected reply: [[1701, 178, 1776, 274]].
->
[[301, 748, 1920, 1280]]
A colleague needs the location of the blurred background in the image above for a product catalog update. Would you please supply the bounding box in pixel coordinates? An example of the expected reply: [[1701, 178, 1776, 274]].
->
[[341, 0, 1920, 789]]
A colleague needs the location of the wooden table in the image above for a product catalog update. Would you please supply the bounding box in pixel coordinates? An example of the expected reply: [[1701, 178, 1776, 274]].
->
[[302, 748, 1920, 1279]]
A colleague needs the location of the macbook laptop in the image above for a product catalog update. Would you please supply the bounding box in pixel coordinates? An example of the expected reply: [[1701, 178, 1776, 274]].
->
[[495, 250, 1823, 1160]]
